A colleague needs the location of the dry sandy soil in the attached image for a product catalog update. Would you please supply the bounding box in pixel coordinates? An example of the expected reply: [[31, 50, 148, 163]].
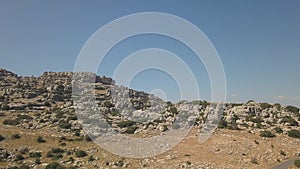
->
[[1, 121, 300, 169]]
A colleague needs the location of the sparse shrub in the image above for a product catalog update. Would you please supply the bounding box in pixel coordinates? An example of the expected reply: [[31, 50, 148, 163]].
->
[[260, 102, 272, 110], [68, 157, 75, 163], [295, 159, 300, 168], [254, 140, 259, 145], [88, 155, 95, 162], [44, 101, 51, 107], [246, 100, 255, 104], [287, 129, 300, 139], [45, 162, 66, 169], [19, 147, 29, 154], [281, 117, 298, 126], [124, 126, 138, 134], [51, 147, 65, 154], [29, 151, 42, 158], [186, 161, 192, 165], [273, 103, 281, 111], [250, 157, 258, 164], [67, 115, 77, 121], [52, 153, 63, 160], [286, 105, 300, 114], [17, 114, 32, 120], [7, 166, 18, 169], [110, 111, 120, 116], [250, 117, 263, 124], [3, 119, 19, 125], [11, 134, 21, 140], [218, 119, 228, 129], [75, 150, 87, 158], [84, 135, 92, 142], [280, 150, 286, 156], [274, 127, 283, 134], [35, 158, 41, 164], [169, 106, 178, 114], [114, 160, 124, 167], [0, 135, 5, 141], [103, 101, 113, 108], [46, 151, 54, 158], [37, 136, 45, 143], [59, 142, 66, 146], [15, 154, 24, 161], [117, 120, 135, 128], [67, 167, 77, 169], [259, 131, 275, 138], [19, 164, 30, 169], [59, 121, 71, 129]]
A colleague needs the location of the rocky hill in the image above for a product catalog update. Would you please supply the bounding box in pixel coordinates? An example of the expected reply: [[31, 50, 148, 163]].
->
[[0, 68, 299, 169]]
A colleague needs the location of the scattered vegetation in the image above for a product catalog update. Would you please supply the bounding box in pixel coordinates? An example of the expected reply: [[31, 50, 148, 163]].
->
[[59, 120, 72, 129], [260, 102, 272, 110], [103, 101, 113, 108], [286, 105, 300, 114], [295, 159, 300, 168], [287, 129, 300, 139], [29, 151, 42, 158], [169, 106, 178, 115], [281, 117, 298, 126], [218, 119, 228, 129], [75, 150, 87, 158], [37, 136, 45, 143], [114, 160, 124, 167], [259, 131, 275, 138], [45, 162, 66, 169], [0, 134, 5, 141], [117, 120, 135, 128], [11, 134, 21, 139], [124, 126, 138, 134], [274, 127, 283, 134]]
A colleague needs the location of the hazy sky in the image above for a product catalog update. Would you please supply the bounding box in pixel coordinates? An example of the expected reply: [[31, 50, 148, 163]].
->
[[0, 1, 300, 106]]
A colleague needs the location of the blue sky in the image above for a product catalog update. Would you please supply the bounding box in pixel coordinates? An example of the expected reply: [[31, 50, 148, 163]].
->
[[0, 1, 300, 106]]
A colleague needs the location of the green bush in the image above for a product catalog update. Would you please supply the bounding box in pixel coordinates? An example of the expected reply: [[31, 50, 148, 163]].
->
[[45, 162, 66, 169], [286, 105, 300, 114], [295, 159, 300, 168], [124, 126, 138, 134], [29, 151, 42, 158], [260, 102, 272, 109], [218, 119, 228, 129], [37, 136, 45, 143], [11, 134, 21, 139], [274, 127, 283, 134], [52, 153, 63, 160], [15, 154, 24, 161], [287, 129, 300, 139], [117, 120, 135, 128], [88, 155, 95, 162], [84, 135, 92, 142], [75, 150, 87, 158], [3, 119, 19, 125], [103, 101, 113, 108], [35, 158, 41, 164], [0, 134, 5, 141], [281, 117, 298, 126], [114, 160, 124, 167], [19, 164, 30, 169], [259, 131, 275, 138], [59, 121, 71, 129], [51, 147, 65, 154], [273, 103, 281, 110], [169, 106, 178, 114]]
